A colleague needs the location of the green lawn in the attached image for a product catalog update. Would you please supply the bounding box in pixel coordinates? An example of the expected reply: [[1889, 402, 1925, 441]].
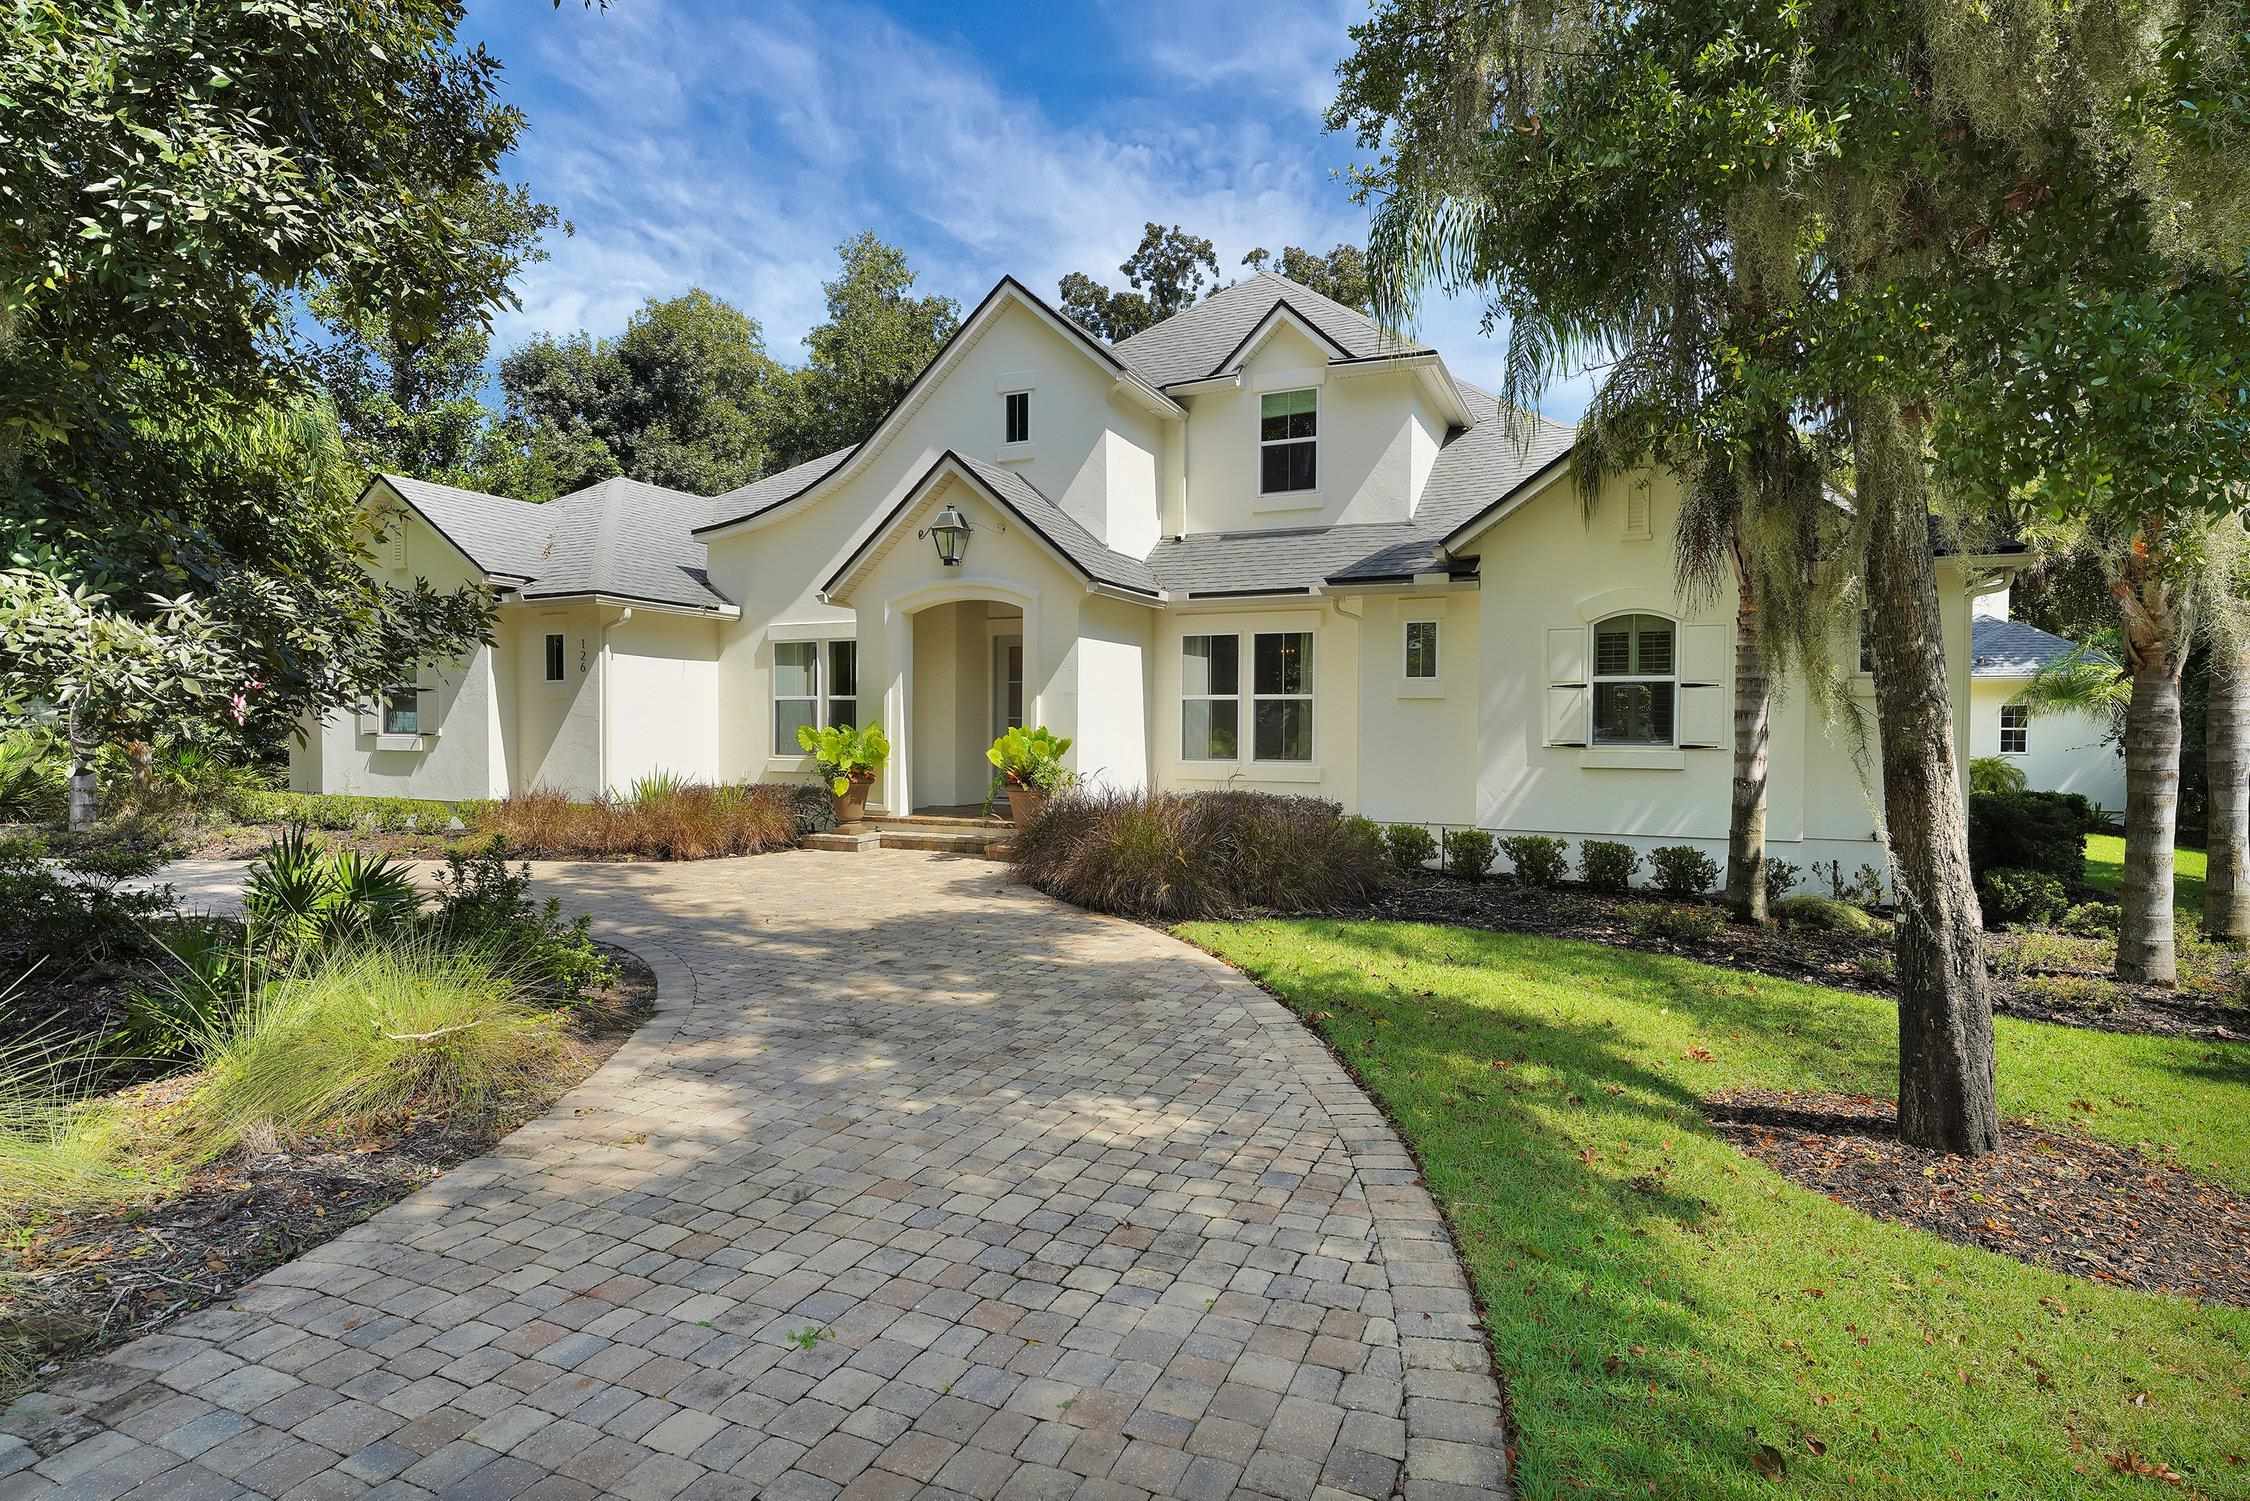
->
[[1182, 919, 2250, 1501], [2084, 832, 2208, 912]]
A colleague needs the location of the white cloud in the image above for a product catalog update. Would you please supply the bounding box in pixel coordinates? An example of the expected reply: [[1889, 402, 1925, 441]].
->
[[472, 0, 1589, 420]]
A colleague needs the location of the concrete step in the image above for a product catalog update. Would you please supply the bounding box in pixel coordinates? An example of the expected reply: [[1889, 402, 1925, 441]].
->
[[840, 812, 1010, 832], [806, 824, 1011, 859]]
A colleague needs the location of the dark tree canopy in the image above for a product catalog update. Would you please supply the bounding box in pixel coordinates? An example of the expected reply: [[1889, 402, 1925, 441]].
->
[[768, 234, 962, 466], [484, 289, 782, 499], [0, 0, 549, 758], [1058, 224, 1221, 340], [1242, 244, 1373, 313]]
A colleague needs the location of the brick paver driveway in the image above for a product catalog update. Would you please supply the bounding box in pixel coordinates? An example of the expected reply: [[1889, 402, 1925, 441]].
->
[[3, 851, 1506, 1501]]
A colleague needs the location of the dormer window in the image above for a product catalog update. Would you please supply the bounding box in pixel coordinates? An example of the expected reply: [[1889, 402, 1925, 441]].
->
[[1004, 390, 1030, 446], [1260, 388, 1318, 494]]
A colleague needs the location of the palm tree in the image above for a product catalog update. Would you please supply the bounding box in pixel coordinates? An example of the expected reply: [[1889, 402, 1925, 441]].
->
[[2199, 518, 2250, 941]]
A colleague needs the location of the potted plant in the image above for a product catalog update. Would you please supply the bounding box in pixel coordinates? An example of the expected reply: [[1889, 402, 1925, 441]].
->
[[797, 721, 890, 823], [986, 726, 1074, 828]]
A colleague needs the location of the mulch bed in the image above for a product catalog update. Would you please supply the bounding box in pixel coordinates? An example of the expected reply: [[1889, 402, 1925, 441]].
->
[[1345, 874, 2250, 1043], [1706, 1088, 2250, 1307], [0, 943, 655, 1392]]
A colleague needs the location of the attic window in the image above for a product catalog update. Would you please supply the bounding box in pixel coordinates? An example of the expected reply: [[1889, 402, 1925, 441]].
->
[[1004, 390, 1030, 446], [1259, 388, 1318, 494]]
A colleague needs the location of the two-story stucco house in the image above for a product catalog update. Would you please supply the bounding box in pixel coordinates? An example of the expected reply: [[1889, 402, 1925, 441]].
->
[[291, 271, 2015, 880]]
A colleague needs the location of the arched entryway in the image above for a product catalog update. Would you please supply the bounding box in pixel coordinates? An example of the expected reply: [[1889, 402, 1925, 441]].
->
[[879, 580, 1041, 816]]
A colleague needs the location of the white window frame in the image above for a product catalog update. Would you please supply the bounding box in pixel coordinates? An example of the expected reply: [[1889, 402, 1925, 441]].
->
[[1003, 390, 1030, 446], [996, 371, 1036, 462], [1181, 633, 1241, 763], [1257, 386, 1319, 500], [2000, 703, 2030, 754], [1589, 612, 1678, 748], [1403, 619, 1441, 690], [825, 640, 859, 731], [773, 641, 821, 756], [1251, 630, 1315, 763], [543, 632, 566, 683]]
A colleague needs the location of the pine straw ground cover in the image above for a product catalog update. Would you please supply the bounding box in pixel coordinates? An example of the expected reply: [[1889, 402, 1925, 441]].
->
[[0, 945, 653, 1398], [1348, 868, 2250, 1042], [1183, 919, 2250, 1501]]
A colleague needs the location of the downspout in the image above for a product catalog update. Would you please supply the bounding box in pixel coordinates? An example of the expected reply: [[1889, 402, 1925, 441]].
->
[[598, 606, 633, 795]]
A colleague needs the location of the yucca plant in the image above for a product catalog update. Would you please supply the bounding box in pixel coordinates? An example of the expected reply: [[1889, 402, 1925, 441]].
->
[[628, 768, 688, 806]]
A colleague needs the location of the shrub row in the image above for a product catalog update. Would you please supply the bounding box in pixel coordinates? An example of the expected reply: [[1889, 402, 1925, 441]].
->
[[231, 788, 480, 832], [478, 784, 804, 861], [1009, 789, 1391, 920], [233, 782, 834, 861], [1387, 825, 1728, 897]]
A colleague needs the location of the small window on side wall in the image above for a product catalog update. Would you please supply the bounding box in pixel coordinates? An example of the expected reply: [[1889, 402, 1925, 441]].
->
[[1591, 613, 1675, 746], [2000, 704, 2029, 754], [544, 633, 565, 682], [774, 641, 818, 755], [1004, 391, 1030, 445], [1405, 620, 1439, 681], [382, 687, 422, 736]]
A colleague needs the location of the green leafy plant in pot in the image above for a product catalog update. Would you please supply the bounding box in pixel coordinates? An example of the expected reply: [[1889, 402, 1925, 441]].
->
[[797, 722, 890, 823], [986, 726, 1074, 828]]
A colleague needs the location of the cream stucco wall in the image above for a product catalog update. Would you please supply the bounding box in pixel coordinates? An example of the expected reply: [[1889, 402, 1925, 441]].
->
[[706, 298, 1164, 795], [1150, 599, 1361, 807], [1970, 678, 2125, 814], [293, 499, 505, 802], [1177, 323, 1440, 534]]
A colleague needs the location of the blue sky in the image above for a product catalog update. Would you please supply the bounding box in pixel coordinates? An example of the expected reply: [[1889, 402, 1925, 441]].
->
[[458, 0, 1593, 420]]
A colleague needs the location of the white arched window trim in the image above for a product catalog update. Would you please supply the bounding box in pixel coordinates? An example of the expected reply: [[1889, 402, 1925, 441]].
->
[[1543, 607, 1727, 765], [1590, 612, 1678, 746]]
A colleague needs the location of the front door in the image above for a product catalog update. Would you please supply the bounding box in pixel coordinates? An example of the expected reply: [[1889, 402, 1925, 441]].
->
[[993, 634, 1024, 740]]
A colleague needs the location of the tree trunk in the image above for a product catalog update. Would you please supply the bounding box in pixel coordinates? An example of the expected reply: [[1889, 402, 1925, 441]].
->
[[1725, 536, 1771, 923], [2116, 535, 2187, 983], [2203, 639, 2250, 941], [1851, 392, 2000, 1156]]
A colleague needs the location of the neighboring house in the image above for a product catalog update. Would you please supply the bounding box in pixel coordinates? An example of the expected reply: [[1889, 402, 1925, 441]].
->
[[1967, 605, 2126, 815], [293, 271, 2016, 885]]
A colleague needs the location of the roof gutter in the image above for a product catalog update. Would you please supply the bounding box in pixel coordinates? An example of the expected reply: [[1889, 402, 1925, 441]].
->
[[511, 591, 741, 619]]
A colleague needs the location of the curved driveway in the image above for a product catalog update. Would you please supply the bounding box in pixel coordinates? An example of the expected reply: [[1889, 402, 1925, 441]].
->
[[1, 851, 1506, 1501]]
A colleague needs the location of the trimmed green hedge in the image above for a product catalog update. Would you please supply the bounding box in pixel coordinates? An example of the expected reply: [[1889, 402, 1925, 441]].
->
[[231, 789, 483, 832]]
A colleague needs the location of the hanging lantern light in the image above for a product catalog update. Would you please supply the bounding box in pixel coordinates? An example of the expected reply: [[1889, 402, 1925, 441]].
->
[[922, 503, 973, 567]]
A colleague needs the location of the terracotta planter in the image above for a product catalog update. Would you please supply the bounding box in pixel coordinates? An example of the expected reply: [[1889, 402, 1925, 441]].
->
[[833, 775, 873, 825], [1005, 786, 1047, 829]]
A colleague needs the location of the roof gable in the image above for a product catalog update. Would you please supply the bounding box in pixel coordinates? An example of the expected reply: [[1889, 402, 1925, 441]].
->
[[1112, 272, 1413, 389], [695, 277, 1182, 540], [821, 450, 1161, 603]]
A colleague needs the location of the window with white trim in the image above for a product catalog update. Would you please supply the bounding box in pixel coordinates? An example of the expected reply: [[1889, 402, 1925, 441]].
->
[[1252, 632, 1314, 761], [1591, 613, 1675, 745], [1004, 390, 1030, 445], [827, 641, 858, 730], [382, 687, 422, 736], [2000, 703, 2029, 754], [1182, 635, 1240, 761], [1404, 620, 1439, 681], [1259, 388, 1318, 494], [544, 633, 565, 683], [773, 642, 820, 754]]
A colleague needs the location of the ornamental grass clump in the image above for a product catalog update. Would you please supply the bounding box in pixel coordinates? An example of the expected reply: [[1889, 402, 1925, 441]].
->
[[475, 781, 796, 860], [178, 940, 581, 1158], [0, 1030, 156, 1232], [1009, 789, 1391, 920]]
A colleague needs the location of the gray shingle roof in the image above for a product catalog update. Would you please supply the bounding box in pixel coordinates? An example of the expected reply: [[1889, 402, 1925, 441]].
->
[[1112, 272, 1419, 388], [699, 447, 854, 534], [378, 275, 1590, 607], [378, 474, 731, 612], [1972, 618, 2110, 677], [952, 458, 1161, 596]]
